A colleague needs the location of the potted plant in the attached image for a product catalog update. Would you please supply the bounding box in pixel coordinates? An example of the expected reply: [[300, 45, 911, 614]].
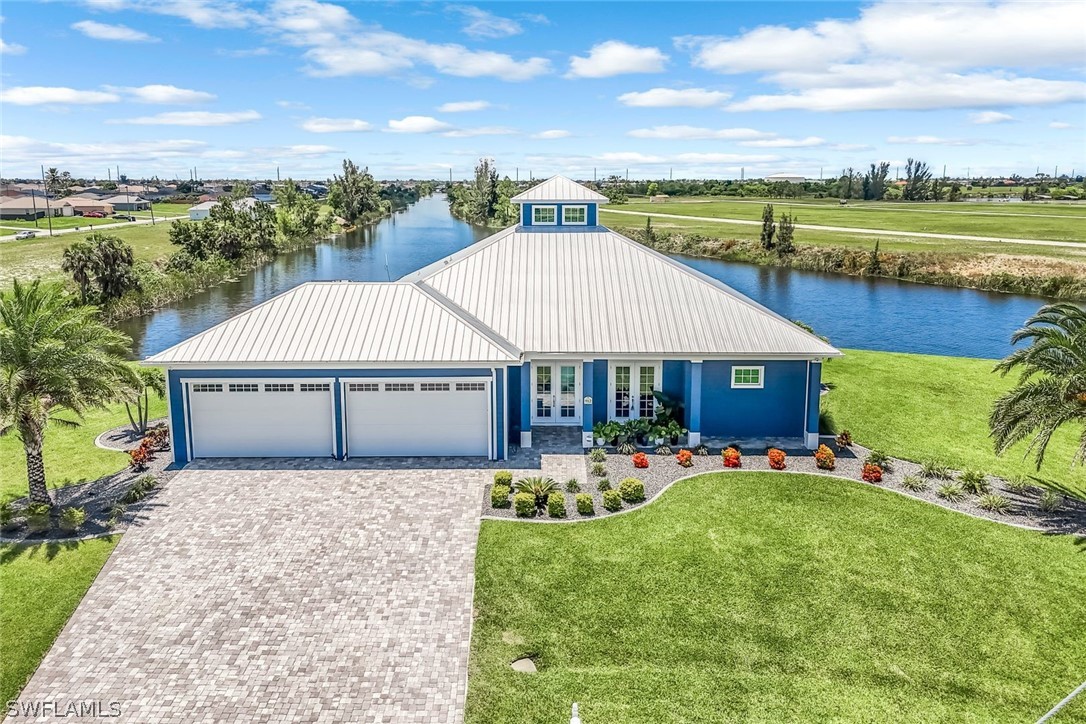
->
[[664, 419, 686, 445], [612, 421, 629, 446], [651, 423, 666, 446], [593, 421, 607, 447], [631, 418, 651, 446]]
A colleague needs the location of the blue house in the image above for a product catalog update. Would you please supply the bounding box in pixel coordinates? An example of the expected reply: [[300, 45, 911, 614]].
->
[[147, 175, 840, 464]]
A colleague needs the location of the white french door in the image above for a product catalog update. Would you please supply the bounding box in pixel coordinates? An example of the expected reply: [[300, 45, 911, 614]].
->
[[608, 362, 662, 421], [531, 361, 581, 425]]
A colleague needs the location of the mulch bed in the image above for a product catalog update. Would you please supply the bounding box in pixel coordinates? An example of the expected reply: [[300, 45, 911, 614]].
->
[[482, 438, 1086, 534], [1, 423, 177, 544]]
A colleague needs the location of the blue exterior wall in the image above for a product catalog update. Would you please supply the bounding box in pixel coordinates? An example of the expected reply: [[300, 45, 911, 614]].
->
[[699, 360, 808, 438], [168, 366, 500, 466], [507, 363, 522, 440], [582, 361, 594, 434], [520, 202, 598, 227], [805, 362, 822, 435], [592, 359, 608, 425], [493, 369, 505, 458]]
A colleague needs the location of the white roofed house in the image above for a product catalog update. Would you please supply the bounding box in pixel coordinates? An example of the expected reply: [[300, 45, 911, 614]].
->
[[149, 175, 839, 465], [103, 195, 151, 211], [188, 197, 262, 221]]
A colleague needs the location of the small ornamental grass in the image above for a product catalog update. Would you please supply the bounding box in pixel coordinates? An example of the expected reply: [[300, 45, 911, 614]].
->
[[493, 470, 513, 487], [617, 441, 638, 455], [835, 429, 852, 449], [920, 460, 952, 479], [900, 475, 928, 492], [632, 452, 649, 469], [675, 449, 693, 467], [602, 489, 623, 512], [513, 492, 536, 518], [588, 448, 608, 463], [546, 492, 566, 518], [1004, 475, 1030, 494], [490, 485, 511, 509], [958, 470, 990, 495], [591, 462, 607, 478], [814, 444, 835, 470], [575, 493, 594, 516], [977, 494, 1011, 515], [693, 444, 710, 456], [619, 478, 646, 503], [105, 502, 127, 529], [767, 448, 786, 470], [565, 478, 581, 493], [24, 503, 52, 533], [937, 482, 966, 502], [655, 444, 673, 456], [58, 506, 87, 533], [722, 447, 742, 468], [1038, 490, 1063, 513], [864, 450, 893, 473], [596, 478, 612, 492], [861, 463, 883, 483]]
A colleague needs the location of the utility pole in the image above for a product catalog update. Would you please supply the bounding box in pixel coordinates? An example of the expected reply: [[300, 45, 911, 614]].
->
[[277, 166, 280, 182], [741, 167, 745, 181], [669, 167, 673, 180], [107, 167, 112, 183], [942, 164, 947, 179], [593, 167, 596, 183], [40, 165, 54, 237], [515, 167, 519, 183], [30, 186, 39, 228]]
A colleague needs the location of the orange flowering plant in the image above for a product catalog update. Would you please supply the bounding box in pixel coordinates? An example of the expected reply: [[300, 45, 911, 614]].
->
[[767, 448, 786, 470], [861, 463, 883, 483], [722, 447, 742, 468], [675, 449, 693, 467], [814, 444, 836, 470], [632, 452, 649, 469]]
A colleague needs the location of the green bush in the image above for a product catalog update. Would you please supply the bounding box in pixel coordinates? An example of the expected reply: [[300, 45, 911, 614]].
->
[[977, 494, 1011, 515], [547, 492, 566, 518], [494, 470, 513, 487], [1038, 490, 1063, 513], [575, 493, 594, 515], [602, 489, 623, 512], [619, 478, 646, 503], [59, 506, 87, 533], [864, 450, 894, 472], [920, 460, 952, 479], [106, 502, 127, 529], [936, 482, 965, 502], [24, 503, 52, 533], [565, 478, 581, 493], [137, 474, 158, 490], [591, 462, 607, 477], [900, 475, 928, 492], [0, 502, 19, 531], [958, 470, 990, 495], [588, 448, 607, 463], [490, 485, 511, 509], [513, 492, 536, 517], [1004, 475, 1030, 493], [596, 479, 611, 492]]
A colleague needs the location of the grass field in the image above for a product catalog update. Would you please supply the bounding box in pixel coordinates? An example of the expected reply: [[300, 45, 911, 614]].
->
[[1, 537, 119, 705], [822, 349, 1086, 498], [0, 216, 122, 231], [468, 472, 1086, 723], [607, 198, 1086, 243]]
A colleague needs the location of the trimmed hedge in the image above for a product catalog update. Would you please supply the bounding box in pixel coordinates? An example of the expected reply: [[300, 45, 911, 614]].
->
[[547, 492, 566, 518], [619, 478, 646, 503], [514, 492, 535, 518], [575, 493, 594, 515], [602, 489, 623, 512], [490, 485, 511, 509], [494, 470, 513, 487]]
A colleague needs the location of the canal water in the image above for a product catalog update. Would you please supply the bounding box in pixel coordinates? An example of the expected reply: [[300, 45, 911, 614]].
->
[[119, 194, 1053, 360]]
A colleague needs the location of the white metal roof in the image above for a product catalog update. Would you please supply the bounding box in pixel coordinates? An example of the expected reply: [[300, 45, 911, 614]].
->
[[510, 175, 608, 204], [406, 227, 840, 358], [146, 282, 519, 365]]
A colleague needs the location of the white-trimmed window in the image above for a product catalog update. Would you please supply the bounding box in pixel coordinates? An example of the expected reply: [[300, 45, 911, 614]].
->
[[608, 362, 661, 420], [456, 382, 487, 392], [731, 366, 764, 389], [191, 383, 222, 393], [264, 383, 295, 392], [228, 383, 259, 393], [420, 382, 450, 392], [562, 205, 587, 225], [300, 383, 330, 392], [347, 382, 378, 392], [532, 205, 557, 225], [385, 383, 415, 392]]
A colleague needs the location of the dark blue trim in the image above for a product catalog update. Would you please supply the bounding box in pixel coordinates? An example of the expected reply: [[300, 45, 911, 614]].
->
[[520, 202, 598, 228], [493, 368, 505, 460], [688, 362, 703, 433], [592, 359, 608, 425], [582, 360, 594, 433], [520, 361, 531, 436], [806, 362, 822, 435]]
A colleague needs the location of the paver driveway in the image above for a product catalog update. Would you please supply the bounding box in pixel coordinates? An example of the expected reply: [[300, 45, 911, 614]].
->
[[14, 461, 487, 723]]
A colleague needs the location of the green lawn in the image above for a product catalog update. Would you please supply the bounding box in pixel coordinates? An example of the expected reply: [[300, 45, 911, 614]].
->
[[823, 349, 1086, 498], [468, 472, 1086, 723], [0, 216, 122, 231], [0, 395, 167, 503], [1, 537, 119, 705]]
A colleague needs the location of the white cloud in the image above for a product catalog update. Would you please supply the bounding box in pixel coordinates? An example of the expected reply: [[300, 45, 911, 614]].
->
[[71, 20, 159, 42], [679, 21, 858, 74], [302, 117, 372, 133], [442, 126, 518, 138], [0, 86, 120, 105], [0, 134, 208, 167], [617, 87, 731, 108], [0, 37, 26, 55], [739, 136, 826, 148], [532, 129, 571, 139], [626, 125, 772, 140], [107, 84, 216, 104], [567, 41, 667, 78], [109, 110, 262, 126], [438, 100, 491, 113], [276, 100, 309, 109], [90, 0, 259, 29], [386, 116, 454, 133], [1049, 121, 1073, 129], [887, 135, 983, 146], [275, 144, 339, 156], [219, 46, 274, 57], [969, 111, 1015, 124], [447, 6, 522, 39]]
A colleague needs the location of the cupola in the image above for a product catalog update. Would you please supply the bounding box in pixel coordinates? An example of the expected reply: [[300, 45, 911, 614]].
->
[[510, 175, 607, 228]]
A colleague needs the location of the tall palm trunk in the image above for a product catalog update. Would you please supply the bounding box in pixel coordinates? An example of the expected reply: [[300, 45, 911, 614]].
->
[[23, 426, 51, 505]]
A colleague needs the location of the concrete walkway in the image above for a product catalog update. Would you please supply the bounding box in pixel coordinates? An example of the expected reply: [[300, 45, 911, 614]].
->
[[601, 208, 1084, 249], [12, 463, 488, 723]]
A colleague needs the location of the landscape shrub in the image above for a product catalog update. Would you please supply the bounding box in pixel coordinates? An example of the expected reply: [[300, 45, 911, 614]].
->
[[59, 506, 87, 533], [977, 494, 1011, 515], [513, 492, 536, 518], [144, 426, 170, 451], [675, 449, 693, 467], [513, 477, 559, 510], [814, 444, 835, 470], [137, 474, 158, 490], [490, 485, 511, 509], [722, 447, 742, 468], [619, 478, 646, 503], [591, 462, 607, 478], [632, 452, 649, 469], [565, 479, 581, 493], [493, 470, 513, 487], [835, 429, 853, 449], [128, 441, 153, 471], [1005, 475, 1030, 493], [767, 448, 786, 470], [0, 502, 19, 532], [920, 460, 952, 479], [588, 448, 607, 463], [120, 474, 158, 505], [864, 450, 894, 472], [958, 470, 990, 495], [617, 441, 638, 455], [900, 475, 928, 492], [602, 489, 623, 512], [24, 503, 52, 533], [575, 493, 594, 515], [936, 482, 966, 502], [547, 492, 566, 518], [861, 463, 883, 483], [1038, 490, 1063, 513], [654, 444, 673, 455], [596, 479, 611, 492], [693, 444, 710, 456], [106, 502, 127, 528]]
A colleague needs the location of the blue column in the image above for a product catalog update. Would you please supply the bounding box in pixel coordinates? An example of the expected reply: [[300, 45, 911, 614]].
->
[[167, 369, 189, 466], [520, 361, 532, 447], [688, 361, 702, 446], [582, 360, 594, 446], [493, 368, 505, 461], [333, 379, 344, 460], [805, 361, 822, 449]]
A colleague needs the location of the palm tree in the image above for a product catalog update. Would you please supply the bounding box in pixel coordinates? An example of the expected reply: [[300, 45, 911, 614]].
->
[[513, 476, 558, 510], [61, 239, 99, 303], [124, 367, 166, 436], [990, 303, 1086, 470], [0, 280, 139, 504]]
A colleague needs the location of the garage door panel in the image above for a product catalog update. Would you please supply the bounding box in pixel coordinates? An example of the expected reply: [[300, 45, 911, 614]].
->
[[188, 380, 333, 458]]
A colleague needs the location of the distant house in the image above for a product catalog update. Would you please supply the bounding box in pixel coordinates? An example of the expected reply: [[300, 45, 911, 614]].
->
[[188, 196, 261, 221], [0, 196, 73, 219], [65, 196, 115, 215], [765, 173, 806, 184], [649, 194, 670, 203], [104, 195, 151, 211]]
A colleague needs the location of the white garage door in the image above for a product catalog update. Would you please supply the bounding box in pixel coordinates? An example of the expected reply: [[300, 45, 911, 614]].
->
[[344, 378, 490, 457], [187, 379, 335, 458]]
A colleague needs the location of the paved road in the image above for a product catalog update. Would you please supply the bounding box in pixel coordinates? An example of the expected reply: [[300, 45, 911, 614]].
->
[[13, 462, 486, 723], [0, 215, 186, 242], [601, 208, 1084, 249]]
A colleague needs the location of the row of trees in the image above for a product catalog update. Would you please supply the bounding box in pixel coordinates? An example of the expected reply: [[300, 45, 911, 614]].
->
[[447, 159, 519, 226], [759, 204, 797, 256]]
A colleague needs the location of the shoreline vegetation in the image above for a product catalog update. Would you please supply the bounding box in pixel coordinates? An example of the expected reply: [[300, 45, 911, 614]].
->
[[615, 224, 1086, 300]]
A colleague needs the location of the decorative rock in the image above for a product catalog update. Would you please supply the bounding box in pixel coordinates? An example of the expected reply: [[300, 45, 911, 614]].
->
[[511, 657, 537, 673]]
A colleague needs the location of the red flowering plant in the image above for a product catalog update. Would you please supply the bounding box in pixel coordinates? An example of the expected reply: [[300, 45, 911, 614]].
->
[[675, 449, 693, 467], [767, 448, 786, 470], [814, 444, 836, 470], [861, 463, 883, 483], [128, 440, 154, 471], [632, 452, 649, 469], [722, 447, 742, 468]]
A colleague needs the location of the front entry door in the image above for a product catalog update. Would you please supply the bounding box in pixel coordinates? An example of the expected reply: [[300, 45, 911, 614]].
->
[[532, 362, 581, 424]]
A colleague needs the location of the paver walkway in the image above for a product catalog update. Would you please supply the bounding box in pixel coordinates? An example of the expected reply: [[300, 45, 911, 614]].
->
[[12, 463, 488, 723]]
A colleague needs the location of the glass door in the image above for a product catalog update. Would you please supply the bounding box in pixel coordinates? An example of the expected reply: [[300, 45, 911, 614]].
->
[[610, 362, 661, 420], [532, 362, 581, 424], [558, 364, 578, 421], [534, 364, 553, 421]]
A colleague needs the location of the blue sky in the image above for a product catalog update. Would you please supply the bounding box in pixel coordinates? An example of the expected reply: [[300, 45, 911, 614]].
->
[[1, 0, 1083, 180]]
